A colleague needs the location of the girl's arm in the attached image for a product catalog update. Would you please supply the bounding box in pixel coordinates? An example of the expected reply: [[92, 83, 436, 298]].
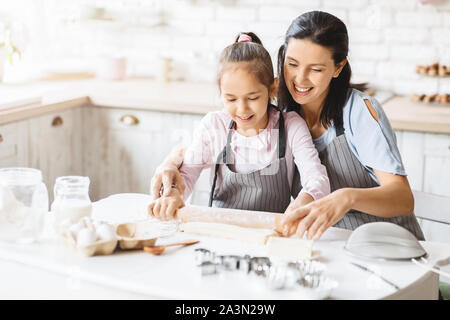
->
[[285, 112, 331, 201], [280, 169, 414, 240]]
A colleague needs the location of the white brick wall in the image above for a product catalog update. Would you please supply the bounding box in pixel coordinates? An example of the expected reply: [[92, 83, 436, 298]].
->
[[1, 0, 449, 95]]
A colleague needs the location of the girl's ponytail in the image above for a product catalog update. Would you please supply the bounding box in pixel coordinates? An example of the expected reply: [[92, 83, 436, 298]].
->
[[218, 32, 274, 92]]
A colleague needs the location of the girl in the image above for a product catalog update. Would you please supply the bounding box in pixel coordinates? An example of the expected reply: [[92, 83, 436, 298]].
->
[[148, 32, 330, 220], [150, 12, 425, 242]]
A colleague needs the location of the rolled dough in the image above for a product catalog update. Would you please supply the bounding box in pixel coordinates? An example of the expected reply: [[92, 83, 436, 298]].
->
[[179, 222, 278, 244], [266, 236, 313, 260]]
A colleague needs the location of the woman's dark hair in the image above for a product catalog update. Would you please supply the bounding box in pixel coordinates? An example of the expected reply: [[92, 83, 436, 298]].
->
[[277, 11, 366, 128], [218, 32, 274, 92]]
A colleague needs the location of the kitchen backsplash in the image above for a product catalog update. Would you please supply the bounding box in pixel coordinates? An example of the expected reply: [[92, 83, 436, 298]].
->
[[1, 0, 449, 95]]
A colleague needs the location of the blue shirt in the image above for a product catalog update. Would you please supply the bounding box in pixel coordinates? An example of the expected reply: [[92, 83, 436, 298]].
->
[[313, 89, 406, 184]]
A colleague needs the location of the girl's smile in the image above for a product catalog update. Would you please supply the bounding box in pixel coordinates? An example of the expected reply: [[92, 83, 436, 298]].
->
[[236, 114, 254, 122]]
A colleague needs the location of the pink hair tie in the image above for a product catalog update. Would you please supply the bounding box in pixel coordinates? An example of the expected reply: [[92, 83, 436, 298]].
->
[[238, 34, 252, 43]]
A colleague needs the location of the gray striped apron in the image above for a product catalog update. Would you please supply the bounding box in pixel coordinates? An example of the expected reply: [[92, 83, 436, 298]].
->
[[292, 122, 425, 240], [208, 105, 294, 213]]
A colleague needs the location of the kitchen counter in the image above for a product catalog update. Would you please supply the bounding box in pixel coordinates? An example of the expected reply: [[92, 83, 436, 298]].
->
[[0, 78, 222, 125], [0, 78, 449, 134], [1, 193, 448, 300], [0, 226, 446, 300], [382, 97, 450, 134]]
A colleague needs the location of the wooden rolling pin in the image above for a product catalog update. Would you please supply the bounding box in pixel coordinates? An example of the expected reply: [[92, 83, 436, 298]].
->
[[176, 205, 284, 233]]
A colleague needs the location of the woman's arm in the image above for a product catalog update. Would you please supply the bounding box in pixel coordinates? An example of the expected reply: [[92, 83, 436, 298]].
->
[[150, 146, 186, 200], [281, 169, 415, 240], [341, 169, 414, 217]]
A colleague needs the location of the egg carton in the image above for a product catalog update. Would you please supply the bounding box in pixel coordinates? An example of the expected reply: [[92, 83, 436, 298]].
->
[[61, 216, 119, 257], [115, 221, 159, 250], [62, 217, 177, 256], [63, 230, 118, 257]]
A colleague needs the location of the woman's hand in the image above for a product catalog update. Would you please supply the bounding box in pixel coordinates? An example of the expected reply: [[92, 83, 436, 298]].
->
[[148, 188, 185, 220], [281, 189, 352, 240], [150, 164, 186, 200]]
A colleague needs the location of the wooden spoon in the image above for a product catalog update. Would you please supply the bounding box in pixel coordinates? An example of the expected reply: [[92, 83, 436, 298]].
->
[[143, 240, 199, 255]]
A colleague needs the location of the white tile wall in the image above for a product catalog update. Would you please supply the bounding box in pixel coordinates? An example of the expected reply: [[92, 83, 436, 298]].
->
[[1, 0, 449, 94]]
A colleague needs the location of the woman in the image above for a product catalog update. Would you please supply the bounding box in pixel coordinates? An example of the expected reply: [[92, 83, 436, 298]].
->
[[150, 11, 424, 241]]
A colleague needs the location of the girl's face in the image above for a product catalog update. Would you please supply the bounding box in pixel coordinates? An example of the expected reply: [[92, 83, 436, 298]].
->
[[283, 38, 346, 109], [220, 64, 276, 137]]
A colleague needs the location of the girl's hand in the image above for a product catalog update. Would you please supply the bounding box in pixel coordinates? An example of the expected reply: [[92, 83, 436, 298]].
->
[[281, 189, 352, 240], [148, 188, 185, 220], [150, 164, 186, 200], [280, 192, 314, 235]]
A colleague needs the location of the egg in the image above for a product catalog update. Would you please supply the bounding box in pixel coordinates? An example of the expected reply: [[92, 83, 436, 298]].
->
[[95, 224, 117, 241], [76, 228, 97, 247], [80, 216, 95, 231], [68, 222, 84, 238]]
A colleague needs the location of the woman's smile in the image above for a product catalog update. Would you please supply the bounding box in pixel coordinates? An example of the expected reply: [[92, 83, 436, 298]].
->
[[293, 84, 314, 96]]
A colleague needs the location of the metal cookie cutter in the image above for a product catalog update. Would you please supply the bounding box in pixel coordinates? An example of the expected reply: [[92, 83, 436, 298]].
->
[[194, 248, 216, 266], [267, 263, 302, 290], [237, 255, 251, 274], [249, 257, 272, 277], [217, 255, 241, 271], [298, 274, 326, 289], [288, 260, 326, 277], [199, 261, 219, 276], [194, 248, 221, 276]]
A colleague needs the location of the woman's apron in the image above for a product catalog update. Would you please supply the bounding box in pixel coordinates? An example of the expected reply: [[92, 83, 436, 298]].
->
[[208, 106, 295, 213], [291, 119, 425, 240]]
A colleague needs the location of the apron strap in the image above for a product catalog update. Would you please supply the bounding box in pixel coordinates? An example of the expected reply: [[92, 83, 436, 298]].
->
[[336, 123, 345, 137], [275, 105, 286, 158], [208, 150, 224, 207], [335, 108, 346, 136]]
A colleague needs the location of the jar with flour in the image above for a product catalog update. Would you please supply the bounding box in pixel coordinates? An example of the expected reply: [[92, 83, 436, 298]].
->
[[0, 167, 49, 243], [51, 176, 92, 231]]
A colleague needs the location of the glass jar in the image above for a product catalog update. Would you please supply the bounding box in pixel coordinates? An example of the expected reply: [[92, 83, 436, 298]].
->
[[51, 176, 92, 230], [0, 167, 49, 243]]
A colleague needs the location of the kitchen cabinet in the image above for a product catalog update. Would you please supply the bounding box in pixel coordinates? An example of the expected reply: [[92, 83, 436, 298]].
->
[[27, 107, 84, 202], [395, 130, 450, 197], [82, 106, 207, 202], [0, 120, 28, 168], [396, 130, 450, 243]]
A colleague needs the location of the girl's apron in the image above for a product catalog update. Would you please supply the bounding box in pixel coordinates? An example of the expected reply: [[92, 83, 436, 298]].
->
[[291, 119, 425, 240], [208, 106, 295, 213]]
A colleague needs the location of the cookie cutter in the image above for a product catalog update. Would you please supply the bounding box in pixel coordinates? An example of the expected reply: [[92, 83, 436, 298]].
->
[[287, 259, 327, 277], [266, 263, 301, 290], [194, 248, 216, 266], [249, 257, 272, 277], [216, 255, 241, 271], [199, 261, 218, 276]]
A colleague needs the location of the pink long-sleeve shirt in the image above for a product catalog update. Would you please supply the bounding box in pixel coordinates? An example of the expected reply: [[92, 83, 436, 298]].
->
[[179, 107, 330, 202]]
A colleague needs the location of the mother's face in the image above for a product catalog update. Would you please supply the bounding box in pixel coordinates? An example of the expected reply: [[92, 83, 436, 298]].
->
[[283, 38, 346, 108]]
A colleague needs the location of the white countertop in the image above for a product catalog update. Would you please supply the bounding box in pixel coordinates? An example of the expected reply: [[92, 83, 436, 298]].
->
[[0, 223, 447, 300]]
